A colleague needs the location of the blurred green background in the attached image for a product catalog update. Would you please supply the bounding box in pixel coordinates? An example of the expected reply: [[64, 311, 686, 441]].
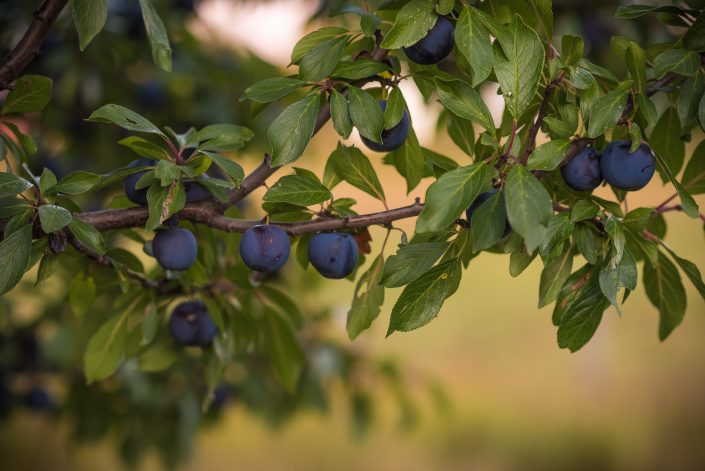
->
[[1, 0, 704, 470]]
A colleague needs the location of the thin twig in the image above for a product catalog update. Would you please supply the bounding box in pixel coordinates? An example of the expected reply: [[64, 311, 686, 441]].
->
[[0, 0, 69, 90]]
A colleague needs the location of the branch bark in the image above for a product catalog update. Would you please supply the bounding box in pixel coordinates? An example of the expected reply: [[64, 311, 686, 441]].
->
[[0, 0, 68, 90], [207, 200, 424, 235]]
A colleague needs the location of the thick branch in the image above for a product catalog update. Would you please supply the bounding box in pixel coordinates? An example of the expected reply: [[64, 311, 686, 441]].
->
[[0, 0, 68, 90], [208, 200, 424, 235]]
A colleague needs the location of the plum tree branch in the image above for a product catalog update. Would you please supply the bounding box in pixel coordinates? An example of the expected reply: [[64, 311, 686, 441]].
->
[[72, 37, 391, 234], [208, 199, 424, 235], [521, 71, 565, 163], [0, 0, 69, 90]]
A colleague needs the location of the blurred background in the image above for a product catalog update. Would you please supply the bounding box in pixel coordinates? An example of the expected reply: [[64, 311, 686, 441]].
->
[[1, 0, 704, 470]]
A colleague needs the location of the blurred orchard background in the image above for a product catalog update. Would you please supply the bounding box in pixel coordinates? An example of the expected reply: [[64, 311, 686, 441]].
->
[[1, 0, 704, 470]]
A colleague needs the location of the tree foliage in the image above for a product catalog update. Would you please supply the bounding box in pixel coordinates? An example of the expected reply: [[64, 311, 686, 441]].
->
[[1, 0, 705, 467]]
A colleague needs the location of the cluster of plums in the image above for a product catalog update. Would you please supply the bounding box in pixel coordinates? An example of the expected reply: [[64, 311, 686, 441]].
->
[[124, 163, 360, 277], [561, 141, 656, 192], [124, 164, 361, 346], [359, 14, 454, 154], [165, 229, 359, 347]]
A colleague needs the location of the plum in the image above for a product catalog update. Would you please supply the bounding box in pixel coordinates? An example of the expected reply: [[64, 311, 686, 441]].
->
[[308, 232, 359, 279]]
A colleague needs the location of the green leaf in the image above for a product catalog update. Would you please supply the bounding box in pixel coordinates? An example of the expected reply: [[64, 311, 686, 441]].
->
[[504, 166, 553, 252], [262, 309, 304, 392], [47, 171, 100, 194], [84, 311, 128, 384], [68, 271, 96, 318], [587, 90, 628, 138], [573, 223, 601, 265], [268, 94, 322, 166], [539, 242, 574, 308], [137, 0, 172, 71], [1, 75, 53, 114], [347, 255, 385, 339], [328, 143, 385, 201], [348, 86, 384, 143], [299, 36, 348, 82], [240, 77, 308, 103], [615, 4, 684, 18], [561, 35, 584, 65], [69, 219, 107, 255], [415, 163, 496, 233], [653, 49, 700, 78], [527, 138, 571, 171], [154, 160, 181, 186], [554, 265, 609, 352], [190, 124, 254, 152], [380, 0, 437, 49], [636, 94, 657, 127], [259, 286, 304, 328], [655, 153, 700, 218], [384, 87, 406, 130], [643, 252, 687, 341], [455, 7, 493, 86], [571, 199, 599, 222], [332, 59, 389, 80], [0, 173, 32, 197], [39, 168, 57, 193], [0, 197, 31, 218], [650, 107, 685, 181], [682, 140, 705, 194], [0, 224, 32, 295], [387, 259, 462, 335], [87, 104, 165, 137], [470, 191, 507, 252], [145, 182, 186, 231], [677, 72, 705, 128], [118, 136, 171, 160], [1, 121, 37, 156], [38, 205, 72, 233], [683, 12, 705, 52], [663, 246, 705, 301], [384, 127, 427, 192], [71, 0, 107, 51], [625, 42, 646, 93], [540, 213, 574, 258], [446, 113, 475, 157], [527, 0, 553, 39], [434, 78, 495, 133], [330, 89, 352, 139], [599, 249, 637, 313], [197, 151, 244, 184], [263, 174, 331, 206], [492, 15, 545, 119], [381, 242, 449, 288], [291, 27, 348, 64]]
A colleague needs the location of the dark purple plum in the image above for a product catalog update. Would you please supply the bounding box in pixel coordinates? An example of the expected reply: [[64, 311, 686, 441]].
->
[[561, 147, 603, 191], [600, 141, 656, 191], [152, 227, 198, 271], [169, 301, 217, 346], [239, 225, 290, 273], [124, 158, 157, 205], [308, 233, 359, 279], [360, 100, 410, 152], [24, 387, 53, 412], [403, 16, 455, 65]]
